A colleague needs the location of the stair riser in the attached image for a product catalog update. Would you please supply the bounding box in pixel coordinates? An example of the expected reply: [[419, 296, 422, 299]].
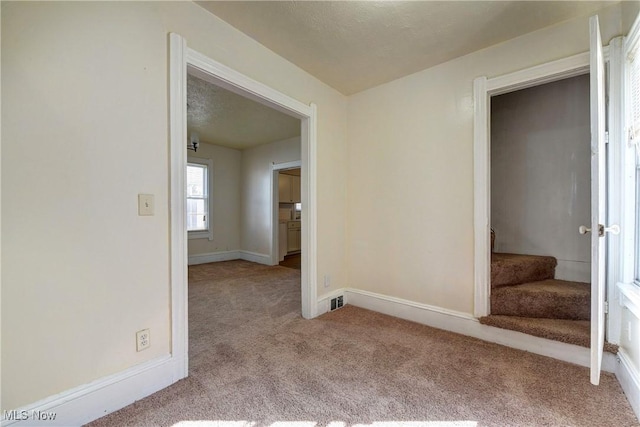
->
[[491, 263, 555, 288], [491, 291, 590, 320], [479, 316, 618, 354]]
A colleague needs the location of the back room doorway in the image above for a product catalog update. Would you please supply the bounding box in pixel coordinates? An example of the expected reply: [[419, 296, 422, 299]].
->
[[184, 69, 305, 367], [169, 34, 320, 379]]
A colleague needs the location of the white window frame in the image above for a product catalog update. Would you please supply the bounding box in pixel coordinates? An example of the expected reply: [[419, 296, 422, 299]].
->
[[628, 24, 640, 288], [187, 157, 213, 241], [617, 13, 640, 319]]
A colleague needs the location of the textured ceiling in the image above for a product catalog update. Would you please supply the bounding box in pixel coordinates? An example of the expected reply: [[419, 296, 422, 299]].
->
[[187, 74, 301, 150], [198, 1, 615, 95]]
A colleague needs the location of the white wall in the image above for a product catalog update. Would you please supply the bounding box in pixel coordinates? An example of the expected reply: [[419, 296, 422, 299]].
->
[[188, 142, 242, 257], [1, 1, 348, 410], [621, 308, 640, 375], [240, 136, 301, 256], [2, 2, 172, 410], [623, 1, 640, 34], [346, 4, 622, 314], [618, 290, 640, 417], [491, 75, 591, 282]]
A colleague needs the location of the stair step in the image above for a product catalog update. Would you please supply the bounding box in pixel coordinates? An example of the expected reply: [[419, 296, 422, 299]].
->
[[491, 279, 590, 320], [479, 315, 618, 354], [491, 253, 557, 288]]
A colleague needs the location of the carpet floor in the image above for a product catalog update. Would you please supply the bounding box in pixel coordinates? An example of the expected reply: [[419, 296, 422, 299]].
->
[[88, 260, 637, 427], [484, 253, 613, 352], [489, 279, 591, 320], [479, 315, 619, 354]]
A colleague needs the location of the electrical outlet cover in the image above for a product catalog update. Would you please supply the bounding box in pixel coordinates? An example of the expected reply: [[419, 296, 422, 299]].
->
[[136, 329, 150, 352]]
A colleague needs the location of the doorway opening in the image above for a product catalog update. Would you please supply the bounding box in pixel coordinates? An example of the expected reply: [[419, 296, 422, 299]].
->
[[473, 53, 593, 319], [169, 34, 318, 380], [473, 18, 622, 384], [472, 43, 616, 382], [478, 73, 614, 351], [274, 165, 302, 271]]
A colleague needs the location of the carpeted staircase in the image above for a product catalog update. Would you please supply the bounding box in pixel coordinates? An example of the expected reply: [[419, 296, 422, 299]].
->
[[480, 252, 618, 353]]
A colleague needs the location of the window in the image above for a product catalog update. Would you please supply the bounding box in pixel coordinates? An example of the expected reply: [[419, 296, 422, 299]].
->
[[629, 27, 640, 284], [187, 158, 213, 240], [187, 163, 207, 231], [612, 14, 640, 334]]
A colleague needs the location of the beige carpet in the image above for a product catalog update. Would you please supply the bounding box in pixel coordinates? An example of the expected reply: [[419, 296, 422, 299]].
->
[[491, 253, 557, 288], [88, 260, 637, 427], [485, 253, 615, 352], [479, 315, 619, 354], [490, 279, 591, 320]]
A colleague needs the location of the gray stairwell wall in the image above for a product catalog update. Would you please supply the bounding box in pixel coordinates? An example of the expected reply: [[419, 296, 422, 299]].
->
[[491, 74, 591, 282]]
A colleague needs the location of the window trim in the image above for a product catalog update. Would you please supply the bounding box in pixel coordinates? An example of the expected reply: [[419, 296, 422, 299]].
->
[[630, 28, 640, 286], [625, 16, 640, 286], [615, 13, 640, 323], [187, 157, 213, 241]]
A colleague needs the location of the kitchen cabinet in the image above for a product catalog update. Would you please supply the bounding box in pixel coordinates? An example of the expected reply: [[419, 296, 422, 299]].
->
[[291, 176, 300, 203], [278, 173, 301, 203], [287, 220, 301, 253]]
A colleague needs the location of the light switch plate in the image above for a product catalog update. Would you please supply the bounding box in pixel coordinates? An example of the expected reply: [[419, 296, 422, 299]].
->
[[138, 194, 154, 216]]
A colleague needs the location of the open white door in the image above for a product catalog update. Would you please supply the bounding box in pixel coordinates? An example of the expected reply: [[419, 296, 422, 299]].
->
[[588, 15, 606, 386]]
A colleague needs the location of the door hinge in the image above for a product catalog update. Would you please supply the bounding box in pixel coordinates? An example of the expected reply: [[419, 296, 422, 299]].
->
[[605, 131, 609, 144], [604, 301, 609, 314]]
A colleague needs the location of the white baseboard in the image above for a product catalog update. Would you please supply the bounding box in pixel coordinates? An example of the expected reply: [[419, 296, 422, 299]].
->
[[316, 289, 347, 316], [616, 349, 640, 420], [188, 250, 272, 266], [239, 250, 272, 265], [344, 288, 616, 372], [188, 250, 240, 265], [1, 355, 180, 426]]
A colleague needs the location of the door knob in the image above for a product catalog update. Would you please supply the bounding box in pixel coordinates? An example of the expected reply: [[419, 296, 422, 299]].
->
[[602, 224, 620, 235], [579, 224, 620, 236]]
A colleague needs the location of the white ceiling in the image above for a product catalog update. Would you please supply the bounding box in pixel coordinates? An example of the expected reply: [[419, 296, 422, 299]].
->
[[198, 1, 615, 95], [187, 74, 301, 150]]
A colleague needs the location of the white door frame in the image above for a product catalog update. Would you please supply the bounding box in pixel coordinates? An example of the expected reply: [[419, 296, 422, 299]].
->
[[169, 33, 319, 380], [473, 52, 592, 318], [271, 160, 302, 266]]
